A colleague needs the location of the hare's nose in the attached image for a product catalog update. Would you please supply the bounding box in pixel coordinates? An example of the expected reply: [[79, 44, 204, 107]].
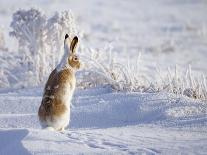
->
[[65, 34, 69, 39]]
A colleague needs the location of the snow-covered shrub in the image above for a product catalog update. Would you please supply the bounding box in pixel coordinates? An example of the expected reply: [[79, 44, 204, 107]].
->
[[77, 45, 150, 92], [77, 45, 207, 101], [80, 46, 157, 93], [156, 65, 207, 100], [10, 8, 77, 86]]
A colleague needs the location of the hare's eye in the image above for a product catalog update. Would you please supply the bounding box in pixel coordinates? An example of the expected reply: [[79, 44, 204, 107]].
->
[[73, 56, 78, 61]]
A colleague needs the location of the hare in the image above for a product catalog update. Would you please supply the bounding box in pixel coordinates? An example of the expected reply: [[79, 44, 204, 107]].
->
[[38, 34, 80, 131]]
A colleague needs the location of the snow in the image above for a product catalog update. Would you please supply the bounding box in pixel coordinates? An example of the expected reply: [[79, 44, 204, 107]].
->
[[0, 87, 207, 154], [0, 0, 207, 154], [2, 125, 206, 155]]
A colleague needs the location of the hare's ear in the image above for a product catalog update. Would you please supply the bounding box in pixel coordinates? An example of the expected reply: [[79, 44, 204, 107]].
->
[[65, 34, 69, 39], [64, 34, 70, 50], [70, 36, 78, 54]]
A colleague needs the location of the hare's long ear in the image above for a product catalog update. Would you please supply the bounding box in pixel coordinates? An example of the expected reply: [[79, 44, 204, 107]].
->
[[70, 36, 78, 54], [65, 34, 69, 39], [64, 34, 70, 52]]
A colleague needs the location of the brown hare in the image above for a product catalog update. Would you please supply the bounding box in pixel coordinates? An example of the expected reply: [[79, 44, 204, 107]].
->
[[38, 34, 80, 131]]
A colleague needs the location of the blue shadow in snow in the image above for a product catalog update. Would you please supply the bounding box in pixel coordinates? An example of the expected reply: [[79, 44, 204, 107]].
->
[[0, 129, 31, 155]]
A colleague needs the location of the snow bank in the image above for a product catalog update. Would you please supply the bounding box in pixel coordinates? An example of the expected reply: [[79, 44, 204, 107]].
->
[[0, 87, 206, 129], [1, 125, 207, 155], [0, 87, 206, 154]]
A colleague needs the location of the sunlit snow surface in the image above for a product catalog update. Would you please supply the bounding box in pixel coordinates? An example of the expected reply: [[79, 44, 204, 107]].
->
[[0, 0, 207, 154], [0, 87, 207, 154]]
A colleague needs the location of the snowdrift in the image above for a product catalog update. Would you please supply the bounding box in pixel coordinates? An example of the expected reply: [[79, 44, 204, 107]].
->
[[0, 87, 206, 154], [0, 87, 206, 129]]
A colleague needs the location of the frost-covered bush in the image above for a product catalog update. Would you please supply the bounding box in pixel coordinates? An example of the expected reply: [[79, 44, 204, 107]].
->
[[77, 45, 207, 101], [77, 46, 149, 92], [156, 65, 207, 100], [10, 8, 77, 86], [77, 45, 149, 91]]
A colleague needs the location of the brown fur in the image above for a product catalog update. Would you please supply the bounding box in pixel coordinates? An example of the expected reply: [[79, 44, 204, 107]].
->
[[38, 68, 75, 122], [68, 55, 81, 69], [38, 35, 80, 130]]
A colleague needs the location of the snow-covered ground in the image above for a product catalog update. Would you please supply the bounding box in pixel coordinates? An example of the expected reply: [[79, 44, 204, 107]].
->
[[0, 87, 207, 154], [0, 0, 207, 154]]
